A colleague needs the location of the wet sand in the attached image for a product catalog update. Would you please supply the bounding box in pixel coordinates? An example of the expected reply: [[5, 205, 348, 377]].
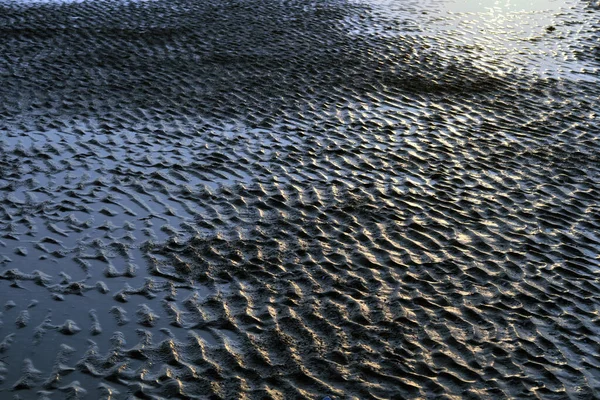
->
[[0, 0, 599, 398]]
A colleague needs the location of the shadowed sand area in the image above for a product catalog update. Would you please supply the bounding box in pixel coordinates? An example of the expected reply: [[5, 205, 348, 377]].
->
[[0, 0, 599, 398]]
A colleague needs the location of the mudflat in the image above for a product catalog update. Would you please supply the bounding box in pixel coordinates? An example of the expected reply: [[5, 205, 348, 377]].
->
[[0, 0, 598, 398]]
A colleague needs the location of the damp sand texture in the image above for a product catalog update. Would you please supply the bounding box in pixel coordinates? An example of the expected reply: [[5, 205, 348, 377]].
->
[[0, 0, 599, 398]]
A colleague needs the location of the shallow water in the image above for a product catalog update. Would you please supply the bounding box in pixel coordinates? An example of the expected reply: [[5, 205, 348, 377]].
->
[[0, 0, 598, 398]]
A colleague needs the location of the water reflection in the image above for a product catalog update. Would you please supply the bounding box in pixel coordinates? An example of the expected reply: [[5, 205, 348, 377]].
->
[[356, 0, 598, 82], [444, 0, 567, 13]]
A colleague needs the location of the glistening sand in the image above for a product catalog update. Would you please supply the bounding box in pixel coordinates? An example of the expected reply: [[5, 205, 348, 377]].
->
[[0, 0, 599, 398]]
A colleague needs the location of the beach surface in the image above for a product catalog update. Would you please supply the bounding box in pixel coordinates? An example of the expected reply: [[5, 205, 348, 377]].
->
[[0, 0, 599, 398]]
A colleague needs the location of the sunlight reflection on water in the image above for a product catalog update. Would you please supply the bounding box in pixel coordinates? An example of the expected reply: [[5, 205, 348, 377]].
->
[[352, 0, 598, 83], [444, 0, 568, 13]]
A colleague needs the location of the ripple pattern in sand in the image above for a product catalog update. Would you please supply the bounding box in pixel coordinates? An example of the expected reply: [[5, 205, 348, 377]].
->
[[0, 0, 599, 398]]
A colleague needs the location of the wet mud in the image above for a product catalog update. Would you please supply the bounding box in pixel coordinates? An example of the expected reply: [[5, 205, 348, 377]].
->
[[0, 0, 599, 398]]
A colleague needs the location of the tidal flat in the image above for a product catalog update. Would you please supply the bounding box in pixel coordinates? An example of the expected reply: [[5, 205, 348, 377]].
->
[[0, 0, 599, 398]]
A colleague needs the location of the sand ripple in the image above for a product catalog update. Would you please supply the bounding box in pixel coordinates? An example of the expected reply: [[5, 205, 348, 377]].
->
[[0, 0, 599, 398]]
